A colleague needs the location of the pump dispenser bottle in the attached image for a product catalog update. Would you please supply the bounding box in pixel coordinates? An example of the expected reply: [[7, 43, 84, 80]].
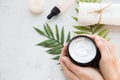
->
[[47, 0, 75, 19]]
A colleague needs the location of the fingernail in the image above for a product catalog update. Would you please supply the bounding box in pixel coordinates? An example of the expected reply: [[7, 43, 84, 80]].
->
[[62, 57, 68, 62], [95, 37, 101, 44], [95, 37, 100, 41], [64, 43, 68, 47]]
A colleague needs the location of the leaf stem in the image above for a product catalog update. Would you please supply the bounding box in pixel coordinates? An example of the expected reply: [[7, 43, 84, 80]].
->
[[90, 25, 94, 35], [45, 35, 64, 47]]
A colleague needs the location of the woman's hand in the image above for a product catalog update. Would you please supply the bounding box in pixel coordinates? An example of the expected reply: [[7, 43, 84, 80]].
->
[[59, 35, 120, 80], [94, 36, 120, 80], [59, 43, 104, 80]]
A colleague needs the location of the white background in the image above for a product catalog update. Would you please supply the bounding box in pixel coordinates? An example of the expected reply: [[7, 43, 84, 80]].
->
[[0, 0, 120, 80]]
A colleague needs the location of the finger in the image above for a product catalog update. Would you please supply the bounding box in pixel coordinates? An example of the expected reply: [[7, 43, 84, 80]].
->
[[85, 34, 109, 45], [60, 54, 69, 71], [108, 42, 117, 54], [59, 44, 68, 62], [108, 43, 120, 61], [94, 36, 117, 61], [83, 34, 95, 39], [60, 57, 79, 80], [62, 56, 83, 79], [96, 35, 109, 44], [61, 56, 103, 80], [94, 36, 111, 60], [61, 44, 68, 56], [94, 37, 120, 80]]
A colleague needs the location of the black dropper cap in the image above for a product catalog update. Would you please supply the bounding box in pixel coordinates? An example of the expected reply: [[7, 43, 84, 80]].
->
[[47, 7, 61, 19]]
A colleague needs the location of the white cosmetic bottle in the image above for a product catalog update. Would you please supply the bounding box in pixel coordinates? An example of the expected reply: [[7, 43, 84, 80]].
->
[[47, 0, 75, 19]]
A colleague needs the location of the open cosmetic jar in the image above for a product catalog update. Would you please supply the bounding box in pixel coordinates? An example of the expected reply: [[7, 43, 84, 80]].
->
[[67, 35, 101, 67]]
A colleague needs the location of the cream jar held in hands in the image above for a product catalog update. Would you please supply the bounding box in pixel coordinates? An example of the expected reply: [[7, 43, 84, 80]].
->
[[67, 35, 101, 67]]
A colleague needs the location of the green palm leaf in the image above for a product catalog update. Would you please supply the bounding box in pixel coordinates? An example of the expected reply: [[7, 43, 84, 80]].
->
[[93, 24, 104, 33], [46, 23, 54, 38], [52, 56, 60, 60], [75, 8, 79, 13], [74, 31, 89, 34], [98, 28, 108, 36], [33, 27, 46, 36], [34, 23, 71, 60], [44, 24, 50, 37], [66, 32, 71, 43], [76, 0, 79, 4], [55, 25, 59, 41], [74, 26, 90, 32], [72, 16, 78, 21], [103, 32, 109, 39], [61, 27, 64, 44], [47, 46, 62, 54], [37, 39, 56, 46]]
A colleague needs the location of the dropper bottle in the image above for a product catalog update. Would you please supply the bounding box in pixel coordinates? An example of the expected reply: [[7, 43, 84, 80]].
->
[[47, 0, 75, 19]]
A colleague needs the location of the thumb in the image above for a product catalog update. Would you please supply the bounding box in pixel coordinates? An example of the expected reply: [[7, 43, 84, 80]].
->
[[62, 57, 83, 78], [94, 37, 110, 59]]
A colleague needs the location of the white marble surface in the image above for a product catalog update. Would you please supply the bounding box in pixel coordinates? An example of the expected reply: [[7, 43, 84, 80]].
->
[[0, 0, 120, 80]]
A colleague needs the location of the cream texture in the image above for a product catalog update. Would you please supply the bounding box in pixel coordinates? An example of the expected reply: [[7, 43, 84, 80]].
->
[[69, 37, 96, 63]]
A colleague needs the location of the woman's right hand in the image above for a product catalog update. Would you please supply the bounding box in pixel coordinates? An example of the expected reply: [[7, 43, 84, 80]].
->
[[94, 36, 120, 80], [60, 35, 120, 80]]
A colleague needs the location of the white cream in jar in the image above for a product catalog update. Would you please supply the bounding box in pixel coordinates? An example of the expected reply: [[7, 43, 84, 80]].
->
[[67, 35, 100, 67]]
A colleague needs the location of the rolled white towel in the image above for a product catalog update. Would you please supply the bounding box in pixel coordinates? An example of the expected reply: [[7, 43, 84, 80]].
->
[[78, 3, 120, 26]]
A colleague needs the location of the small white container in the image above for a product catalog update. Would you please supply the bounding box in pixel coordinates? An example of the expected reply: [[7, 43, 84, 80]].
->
[[29, 0, 44, 14]]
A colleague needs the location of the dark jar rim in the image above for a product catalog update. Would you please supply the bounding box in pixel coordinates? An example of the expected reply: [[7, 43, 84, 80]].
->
[[67, 35, 101, 67]]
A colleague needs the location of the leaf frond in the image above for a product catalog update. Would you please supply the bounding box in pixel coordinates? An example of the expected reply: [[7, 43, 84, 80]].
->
[[34, 23, 71, 59]]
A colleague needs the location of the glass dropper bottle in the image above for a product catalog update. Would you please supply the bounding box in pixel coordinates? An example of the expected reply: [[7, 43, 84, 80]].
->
[[47, 0, 75, 19]]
